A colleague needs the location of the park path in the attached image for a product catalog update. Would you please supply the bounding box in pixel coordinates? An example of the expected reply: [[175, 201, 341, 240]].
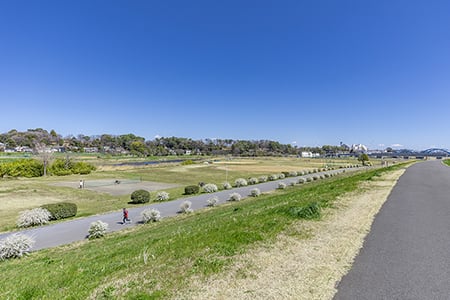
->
[[334, 160, 450, 299], [0, 168, 358, 251]]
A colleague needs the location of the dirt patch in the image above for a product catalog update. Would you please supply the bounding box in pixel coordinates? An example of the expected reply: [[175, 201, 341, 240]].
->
[[181, 168, 406, 300], [51, 180, 179, 196]]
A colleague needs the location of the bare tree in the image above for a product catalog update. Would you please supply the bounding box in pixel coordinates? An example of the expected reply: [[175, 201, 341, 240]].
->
[[35, 144, 53, 176]]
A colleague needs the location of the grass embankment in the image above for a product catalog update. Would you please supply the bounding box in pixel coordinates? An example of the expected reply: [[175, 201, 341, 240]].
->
[[0, 164, 405, 299], [0, 157, 361, 233], [443, 159, 450, 166]]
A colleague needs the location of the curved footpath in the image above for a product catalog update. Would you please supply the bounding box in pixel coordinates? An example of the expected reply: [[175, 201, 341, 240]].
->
[[334, 160, 450, 299], [0, 167, 361, 251]]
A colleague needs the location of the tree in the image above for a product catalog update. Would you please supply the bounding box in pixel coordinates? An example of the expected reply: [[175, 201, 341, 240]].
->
[[358, 153, 370, 165]]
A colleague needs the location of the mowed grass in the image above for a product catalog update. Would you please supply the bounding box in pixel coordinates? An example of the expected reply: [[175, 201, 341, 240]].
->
[[0, 157, 361, 233], [0, 165, 402, 299]]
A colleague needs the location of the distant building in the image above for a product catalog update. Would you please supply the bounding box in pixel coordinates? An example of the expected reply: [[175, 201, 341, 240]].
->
[[350, 144, 368, 153], [301, 151, 320, 158]]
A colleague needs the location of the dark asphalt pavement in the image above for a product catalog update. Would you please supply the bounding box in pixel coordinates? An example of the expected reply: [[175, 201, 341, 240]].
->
[[0, 167, 359, 251], [334, 160, 450, 300]]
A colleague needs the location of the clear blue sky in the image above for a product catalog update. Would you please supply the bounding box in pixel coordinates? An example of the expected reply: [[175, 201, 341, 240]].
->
[[1, 0, 449, 150]]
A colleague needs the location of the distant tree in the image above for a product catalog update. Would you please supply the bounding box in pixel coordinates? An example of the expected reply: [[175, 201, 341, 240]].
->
[[358, 153, 370, 165]]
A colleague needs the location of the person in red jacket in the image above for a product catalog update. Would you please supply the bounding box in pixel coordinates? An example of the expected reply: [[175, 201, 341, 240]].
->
[[122, 208, 130, 224]]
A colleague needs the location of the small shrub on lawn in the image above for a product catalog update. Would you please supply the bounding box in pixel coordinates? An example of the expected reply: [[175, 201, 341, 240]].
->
[[207, 196, 219, 207], [282, 172, 290, 178], [229, 192, 242, 201], [258, 175, 268, 182], [288, 202, 321, 220], [41, 202, 77, 220], [155, 191, 170, 201], [0, 233, 35, 260], [278, 173, 286, 179], [320, 175, 325, 179], [298, 178, 306, 184], [289, 171, 298, 177], [130, 189, 150, 204], [248, 177, 259, 185], [324, 173, 330, 178], [306, 177, 313, 182], [250, 188, 261, 197], [269, 174, 278, 181], [141, 208, 161, 223], [313, 175, 320, 181], [222, 182, 232, 190], [289, 181, 296, 186], [184, 185, 200, 195], [234, 178, 248, 187], [17, 208, 51, 228], [203, 183, 218, 193], [180, 201, 193, 213], [278, 182, 287, 189], [88, 220, 108, 239]]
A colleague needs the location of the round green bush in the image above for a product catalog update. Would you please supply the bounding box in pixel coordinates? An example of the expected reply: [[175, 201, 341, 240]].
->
[[41, 202, 77, 220], [130, 189, 150, 204], [184, 185, 200, 195]]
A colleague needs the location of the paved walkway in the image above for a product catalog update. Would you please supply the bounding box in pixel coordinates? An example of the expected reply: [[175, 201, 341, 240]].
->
[[0, 168, 358, 251], [334, 160, 450, 299]]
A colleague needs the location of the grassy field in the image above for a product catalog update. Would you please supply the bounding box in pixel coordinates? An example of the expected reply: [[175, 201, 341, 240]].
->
[[0, 163, 407, 299], [0, 156, 365, 233]]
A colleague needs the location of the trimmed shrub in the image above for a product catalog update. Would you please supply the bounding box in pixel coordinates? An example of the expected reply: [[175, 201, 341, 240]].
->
[[278, 182, 287, 189], [282, 172, 290, 178], [248, 177, 259, 185], [222, 182, 232, 190], [141, 208, 161, 223], [180, 201, 193, 213], [181, 159, 194, 165], [289, 181, 296, 186], [278, 173, 286, 179], [207, 196, 219, 207], [0, 234, 35, 260], [288, 202, 321, 219], [184, 185, 200, 195], [203, 183, 218, 193], [130, 189, 150, 204], [324, 173, 330, 178], [269, 174, 278, 181], [229, 192, 242, 201], [289, 171, 298, 177], [155, 191, 170, 201], [298, 178, 306, 184], [17, 208, 51, 228], [41, 202, 77, 220], [258, 175, 268, 182], [306, 177, 313, 182], [1, 159, 44, 178], [250, 188, 261, 197], [71, 161, 96, 175], [234, 178, 248, 187], [312, 175, 320, 181], [88, 220, 108, 239]]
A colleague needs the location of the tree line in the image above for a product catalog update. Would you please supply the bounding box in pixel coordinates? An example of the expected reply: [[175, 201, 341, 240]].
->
[[0, 128, 350, 157]]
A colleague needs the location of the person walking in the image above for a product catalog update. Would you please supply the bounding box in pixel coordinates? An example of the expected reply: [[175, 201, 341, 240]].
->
[[122, 208, 130, 224]]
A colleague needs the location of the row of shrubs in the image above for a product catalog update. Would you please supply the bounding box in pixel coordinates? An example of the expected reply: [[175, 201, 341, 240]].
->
[[0, 158, 96, 178], [183, 165, 357, 195]]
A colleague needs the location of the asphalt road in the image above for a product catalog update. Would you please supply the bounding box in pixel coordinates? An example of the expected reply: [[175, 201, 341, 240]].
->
[[334, 160, 450, 300], [0, 167, 357, 251]]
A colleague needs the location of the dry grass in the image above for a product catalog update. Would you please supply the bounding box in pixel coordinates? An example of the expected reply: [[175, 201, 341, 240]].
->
[[181, 168, 405, 300]]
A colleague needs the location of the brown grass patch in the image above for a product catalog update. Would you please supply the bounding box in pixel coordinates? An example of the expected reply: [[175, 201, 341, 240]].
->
[[180, 169, 406, 300]]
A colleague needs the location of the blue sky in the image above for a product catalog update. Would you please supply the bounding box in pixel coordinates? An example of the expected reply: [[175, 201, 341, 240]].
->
[[1, 0, 449, 150]]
